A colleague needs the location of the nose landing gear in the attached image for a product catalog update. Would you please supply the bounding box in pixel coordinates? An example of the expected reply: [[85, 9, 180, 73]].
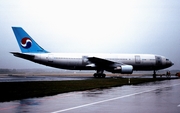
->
[[153, 70, 156, 79]]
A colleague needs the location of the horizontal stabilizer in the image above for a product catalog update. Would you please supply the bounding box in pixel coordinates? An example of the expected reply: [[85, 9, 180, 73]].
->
[[10, 52, 35, 60]]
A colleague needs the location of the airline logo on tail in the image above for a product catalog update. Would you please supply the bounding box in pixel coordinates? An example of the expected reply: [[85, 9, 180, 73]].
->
[[21, 37, 32, 49], [12, 27, 48, 53]]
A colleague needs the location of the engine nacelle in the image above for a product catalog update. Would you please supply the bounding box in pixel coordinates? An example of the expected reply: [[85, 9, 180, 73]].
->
[[114, 65, 133, 74]]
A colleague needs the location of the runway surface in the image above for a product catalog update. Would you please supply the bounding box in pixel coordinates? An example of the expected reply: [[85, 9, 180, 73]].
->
[[0, 74, 177, 82], [0, 78, 179, 113], [0, 74, 91, 82]]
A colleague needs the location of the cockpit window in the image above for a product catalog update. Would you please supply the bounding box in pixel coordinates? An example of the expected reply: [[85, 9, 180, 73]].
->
[[166, 59, 169, 61]]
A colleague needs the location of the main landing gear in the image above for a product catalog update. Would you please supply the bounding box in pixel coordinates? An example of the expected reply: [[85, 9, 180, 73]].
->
[[93, 70, 106, 78]]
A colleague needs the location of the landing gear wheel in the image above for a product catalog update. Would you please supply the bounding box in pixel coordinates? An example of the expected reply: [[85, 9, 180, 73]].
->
[[93, 73, 98, 78], [93, 73, 106, 78], [101, 74, 106, 78], [94, 69, 106, 78]]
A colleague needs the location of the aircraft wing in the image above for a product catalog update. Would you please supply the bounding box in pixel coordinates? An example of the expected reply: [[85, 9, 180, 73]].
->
[[87, 57, 123, 67], [87, 57, 133, 74]]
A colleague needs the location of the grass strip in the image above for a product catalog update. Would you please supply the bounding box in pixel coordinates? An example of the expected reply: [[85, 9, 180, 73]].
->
[[0, 78, 173, 102]]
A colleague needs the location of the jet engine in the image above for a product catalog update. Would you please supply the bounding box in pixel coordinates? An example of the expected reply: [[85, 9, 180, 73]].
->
[[113, 65, 133, 74]]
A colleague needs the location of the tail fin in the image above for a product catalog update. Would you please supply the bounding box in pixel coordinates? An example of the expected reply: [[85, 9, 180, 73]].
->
[[12, 27, 48, 53]]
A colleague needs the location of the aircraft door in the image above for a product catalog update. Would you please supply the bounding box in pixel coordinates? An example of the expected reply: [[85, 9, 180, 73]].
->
[[135, 55, 141, 64], [155, 56, 162, 66], [48, 54, 54, 62], [82, 56, 89, 65]]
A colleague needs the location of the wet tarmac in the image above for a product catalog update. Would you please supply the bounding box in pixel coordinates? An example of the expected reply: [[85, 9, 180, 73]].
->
[[0, 74, 177, 82], [0, 78, 179, 113], [0, 75, 91, 82]]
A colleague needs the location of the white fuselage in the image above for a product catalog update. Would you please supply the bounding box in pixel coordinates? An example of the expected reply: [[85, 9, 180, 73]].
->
[[11, 27, 174, 78], [29, 53, 172, 71]]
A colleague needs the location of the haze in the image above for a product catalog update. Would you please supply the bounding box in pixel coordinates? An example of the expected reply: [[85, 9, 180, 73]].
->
[[0, 0, 180, 70]]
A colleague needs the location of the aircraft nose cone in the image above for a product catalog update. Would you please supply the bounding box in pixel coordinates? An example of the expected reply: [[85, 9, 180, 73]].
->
[[171, 62, 174, 66], [166, 60, 174, 67], [168, 61, 174, 66]]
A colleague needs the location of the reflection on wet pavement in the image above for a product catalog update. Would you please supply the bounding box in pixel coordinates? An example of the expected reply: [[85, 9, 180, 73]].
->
[[0, 79, 180, 113]]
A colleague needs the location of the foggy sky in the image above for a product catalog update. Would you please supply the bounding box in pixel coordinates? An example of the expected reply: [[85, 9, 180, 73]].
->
[[0, 0, 180, 70]]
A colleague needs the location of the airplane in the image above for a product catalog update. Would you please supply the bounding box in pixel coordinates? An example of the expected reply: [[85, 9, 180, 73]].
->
[[11, 27, 174, 78]]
